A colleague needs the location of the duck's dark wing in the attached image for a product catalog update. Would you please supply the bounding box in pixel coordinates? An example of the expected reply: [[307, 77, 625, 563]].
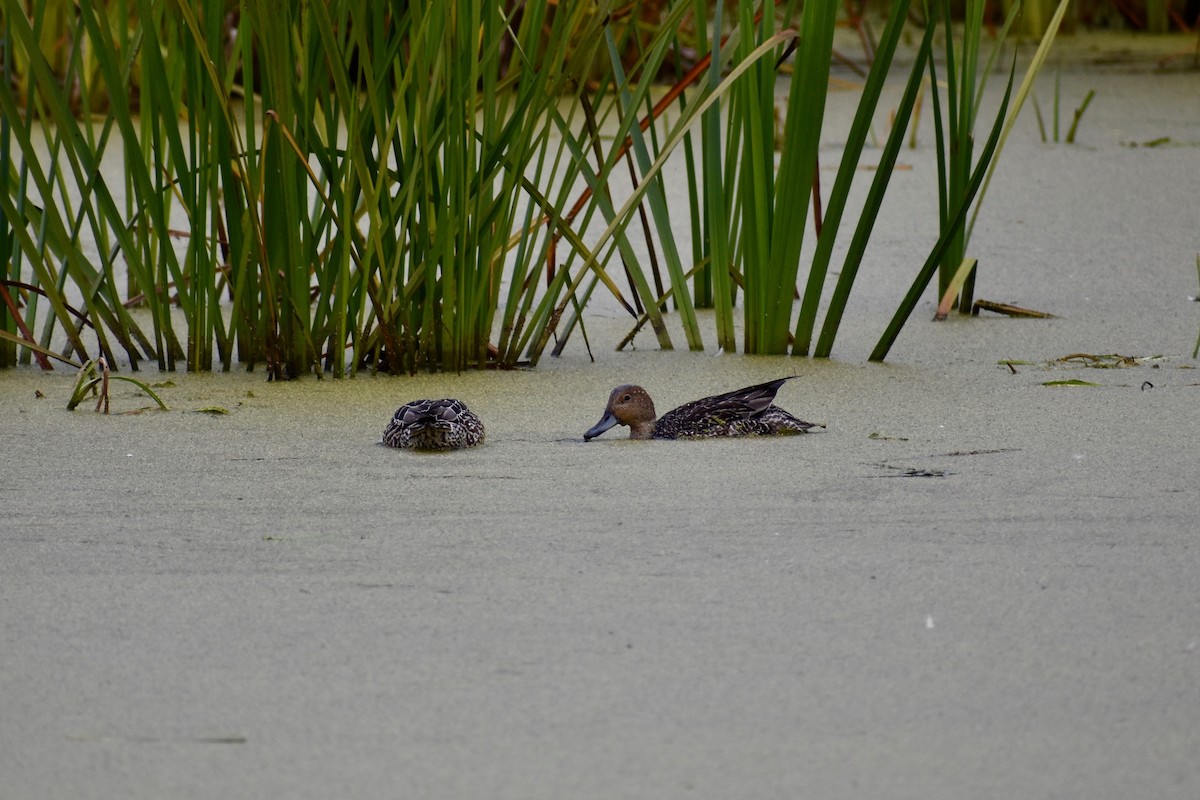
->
[[390, 398, 472, 425], [654, 377, 798, 438]]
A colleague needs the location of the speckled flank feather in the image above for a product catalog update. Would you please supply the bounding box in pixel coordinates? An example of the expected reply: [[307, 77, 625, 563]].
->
[[383, 398, 485, 450], [652, 377, 815, 439], [584, 377, 819, 441]]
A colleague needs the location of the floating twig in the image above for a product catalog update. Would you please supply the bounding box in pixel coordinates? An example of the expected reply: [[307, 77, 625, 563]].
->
[[972, 300, 1056, 318], [1057, 353, 1145, 368]]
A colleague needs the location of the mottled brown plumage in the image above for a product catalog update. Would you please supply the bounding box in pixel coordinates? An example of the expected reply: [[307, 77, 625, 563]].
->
[[584, 377, 818, 441], [383, 398, 485, 450]]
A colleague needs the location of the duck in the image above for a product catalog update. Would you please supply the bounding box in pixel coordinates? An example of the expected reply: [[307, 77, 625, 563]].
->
[[584, 377, 818, 441], [383, 398, 485, 450]]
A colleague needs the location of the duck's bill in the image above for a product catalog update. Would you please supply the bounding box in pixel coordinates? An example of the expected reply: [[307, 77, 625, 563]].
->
[[584, 412, 619, 440]]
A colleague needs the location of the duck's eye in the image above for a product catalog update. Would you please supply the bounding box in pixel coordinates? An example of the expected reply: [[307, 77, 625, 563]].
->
[[622, 394, 631, 402]]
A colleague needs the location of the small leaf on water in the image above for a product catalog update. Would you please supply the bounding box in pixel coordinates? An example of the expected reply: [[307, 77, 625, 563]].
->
[[152, 380, 176, 388], [194, 406, 231, 415], [1042, 379, 1099, 387], [869, 431, 909, 441]]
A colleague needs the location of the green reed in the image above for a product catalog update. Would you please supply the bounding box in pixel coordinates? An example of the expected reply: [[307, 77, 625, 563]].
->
[[0, 0, 644, 376], [1, 0, 151, 370], [799, 0, 924, 356], [869, 0, 1076, 361], [1, 1, 1067, 373]]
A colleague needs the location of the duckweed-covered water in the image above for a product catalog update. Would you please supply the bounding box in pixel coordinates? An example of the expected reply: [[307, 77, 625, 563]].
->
[[3, 38, 1199, 800]]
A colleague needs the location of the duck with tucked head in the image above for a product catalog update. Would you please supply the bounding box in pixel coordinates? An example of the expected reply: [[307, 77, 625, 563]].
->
[[584, 377, 818, 441], [384, 398, 485, 450]]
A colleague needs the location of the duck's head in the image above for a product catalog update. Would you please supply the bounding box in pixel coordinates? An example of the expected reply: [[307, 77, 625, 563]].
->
[[584, 384, 657, 440]]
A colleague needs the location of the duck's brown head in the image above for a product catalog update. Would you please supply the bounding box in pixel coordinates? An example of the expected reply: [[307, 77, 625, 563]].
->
[[584, 384, 657, 440]]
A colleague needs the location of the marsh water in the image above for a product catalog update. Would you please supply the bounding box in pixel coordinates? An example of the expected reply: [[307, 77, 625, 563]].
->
[[3, 34, 1200, 799]]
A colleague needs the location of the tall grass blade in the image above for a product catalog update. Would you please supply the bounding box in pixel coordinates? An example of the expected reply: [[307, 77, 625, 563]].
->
[[748, 0, 835, 354], [794, 0, 913, 355], [813, 19, 936, 358], [966, 0, 1072, 244], [0, 20, 12, 369], [696, 0, 737, 351], [870, 61, 1017, 362], [604, 27, 702, 351], [554, 29, 798, 353]]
